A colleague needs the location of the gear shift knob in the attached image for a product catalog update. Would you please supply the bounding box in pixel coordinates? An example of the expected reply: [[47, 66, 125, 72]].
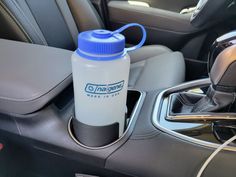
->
[[208, 31, 236, 72], [210, 44, 236, 92], [192, 42, 236, 112]]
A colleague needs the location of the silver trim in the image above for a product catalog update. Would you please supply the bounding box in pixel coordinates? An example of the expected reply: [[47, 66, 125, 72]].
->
[[166, 94, 236, 122], [152, 79, 236, 151], [68, 90, 146, 150]]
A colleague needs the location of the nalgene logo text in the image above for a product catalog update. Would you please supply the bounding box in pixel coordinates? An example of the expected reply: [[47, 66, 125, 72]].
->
[[85, 81, 124, 95]]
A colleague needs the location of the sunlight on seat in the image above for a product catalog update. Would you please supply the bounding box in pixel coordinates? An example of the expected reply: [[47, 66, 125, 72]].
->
[[128, 1, 150, 7]]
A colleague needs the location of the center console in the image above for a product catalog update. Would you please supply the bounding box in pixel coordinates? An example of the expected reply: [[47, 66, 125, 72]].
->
[[1, 38, 236, 177]]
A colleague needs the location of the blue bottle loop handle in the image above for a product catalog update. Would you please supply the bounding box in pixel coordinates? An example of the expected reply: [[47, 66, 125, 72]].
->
[[111, 23, 147, 53]]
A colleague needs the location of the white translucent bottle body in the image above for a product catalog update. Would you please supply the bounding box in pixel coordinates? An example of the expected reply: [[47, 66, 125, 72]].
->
[[72, 53, 130, 136]]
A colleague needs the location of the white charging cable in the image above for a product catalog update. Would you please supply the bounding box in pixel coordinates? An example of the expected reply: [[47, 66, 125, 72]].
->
[[196, 135, 236, 177]]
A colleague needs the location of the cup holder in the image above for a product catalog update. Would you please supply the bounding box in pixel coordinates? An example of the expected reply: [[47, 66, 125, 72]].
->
[[68, 90, 144, 149]]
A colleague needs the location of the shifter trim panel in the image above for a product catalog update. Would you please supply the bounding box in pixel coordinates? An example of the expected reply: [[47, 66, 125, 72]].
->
[[166, 93, 236, 122], [152, 78, 236, 151]]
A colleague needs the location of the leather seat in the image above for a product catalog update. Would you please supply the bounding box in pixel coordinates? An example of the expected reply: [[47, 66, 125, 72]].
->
[[0, 0, 185, 91]]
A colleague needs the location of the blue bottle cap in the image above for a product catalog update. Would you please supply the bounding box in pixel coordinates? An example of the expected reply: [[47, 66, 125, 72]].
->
[[76, 23, 147, 61]]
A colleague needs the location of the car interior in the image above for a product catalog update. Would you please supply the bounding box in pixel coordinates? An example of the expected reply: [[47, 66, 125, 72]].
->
[[0, 0, 236, 177]]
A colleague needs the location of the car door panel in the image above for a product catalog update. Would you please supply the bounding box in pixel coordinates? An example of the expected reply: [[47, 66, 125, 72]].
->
[[128, 0, 198, 12], [108, 1, 200, 50]]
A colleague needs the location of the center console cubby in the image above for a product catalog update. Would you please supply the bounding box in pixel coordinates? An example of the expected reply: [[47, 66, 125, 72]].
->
[[68, 90, 145, 149]]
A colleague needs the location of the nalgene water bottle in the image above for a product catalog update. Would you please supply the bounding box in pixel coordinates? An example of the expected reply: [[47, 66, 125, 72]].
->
[[71, 23, 146, 146]]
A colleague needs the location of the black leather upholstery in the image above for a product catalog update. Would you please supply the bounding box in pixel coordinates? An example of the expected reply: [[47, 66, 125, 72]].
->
[[0, 0, 103, 49], [0, 0, 78, 49]]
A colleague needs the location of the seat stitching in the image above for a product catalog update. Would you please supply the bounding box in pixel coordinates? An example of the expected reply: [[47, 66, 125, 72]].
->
[[0, 1, 32, 43], [10, 0, 48, 45]]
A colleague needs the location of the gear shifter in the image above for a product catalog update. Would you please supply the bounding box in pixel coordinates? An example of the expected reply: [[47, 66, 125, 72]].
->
[[168, 32, 236, 122], [210, 44, 236, 92], [192, 44, 236, 112], [208, 30, 236, 72]]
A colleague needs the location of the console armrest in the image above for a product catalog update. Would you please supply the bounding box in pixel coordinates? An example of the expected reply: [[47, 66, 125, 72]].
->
[[0, 39, 72, 114]]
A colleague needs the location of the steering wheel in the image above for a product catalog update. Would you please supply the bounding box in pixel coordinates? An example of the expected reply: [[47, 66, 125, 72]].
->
[[190, 0, 236, 27]]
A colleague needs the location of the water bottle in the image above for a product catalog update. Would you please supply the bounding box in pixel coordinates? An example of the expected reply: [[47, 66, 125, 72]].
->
[[71, 23, 146, 147]]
